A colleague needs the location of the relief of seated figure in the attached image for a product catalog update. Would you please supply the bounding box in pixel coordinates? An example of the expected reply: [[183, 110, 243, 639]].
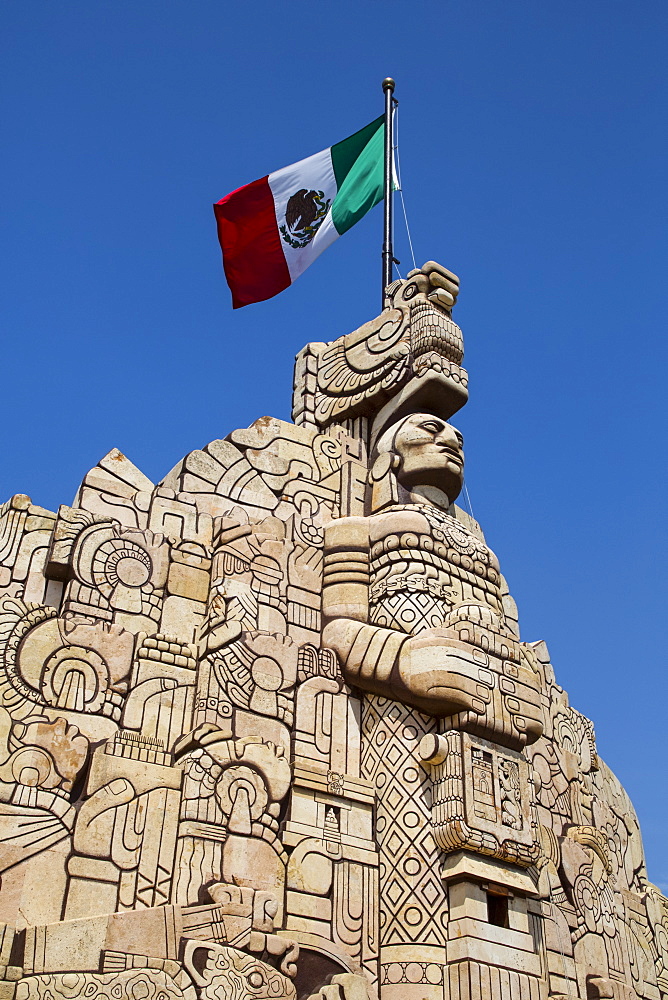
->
[[322, 412, 543, 750]]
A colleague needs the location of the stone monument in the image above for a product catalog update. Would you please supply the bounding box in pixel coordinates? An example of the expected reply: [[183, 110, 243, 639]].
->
[[0, 262, 665, 999]]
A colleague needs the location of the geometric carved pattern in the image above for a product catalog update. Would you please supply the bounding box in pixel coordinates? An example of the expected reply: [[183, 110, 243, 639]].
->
[[370, 588, 448, 633], [362, 694, 447, 948]]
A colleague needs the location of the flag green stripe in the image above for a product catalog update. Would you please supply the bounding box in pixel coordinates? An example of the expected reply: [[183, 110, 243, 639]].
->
[[330, 124, 385, 235], [330, 115, 384, 189]]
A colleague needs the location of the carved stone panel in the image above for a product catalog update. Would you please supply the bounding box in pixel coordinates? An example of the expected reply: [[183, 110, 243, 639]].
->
[[0, 260, 662, 1000]]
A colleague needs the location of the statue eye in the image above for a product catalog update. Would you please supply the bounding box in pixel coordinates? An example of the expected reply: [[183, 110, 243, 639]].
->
[[248, 971, 264, 988], [421, 421, 442, 433]]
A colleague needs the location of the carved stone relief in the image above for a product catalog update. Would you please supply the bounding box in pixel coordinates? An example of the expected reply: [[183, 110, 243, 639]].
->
[[0, 261, 663, 999]]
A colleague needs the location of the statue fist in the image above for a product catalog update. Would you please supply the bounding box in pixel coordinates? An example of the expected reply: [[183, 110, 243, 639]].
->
[[394, 630, 487, 717]]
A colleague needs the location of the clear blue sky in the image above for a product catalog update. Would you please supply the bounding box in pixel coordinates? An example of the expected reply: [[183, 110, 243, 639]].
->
[[2, 2, 667, 881]]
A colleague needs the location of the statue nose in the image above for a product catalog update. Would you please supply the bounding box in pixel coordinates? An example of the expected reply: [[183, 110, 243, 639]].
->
[[435, 426, 460, 449]]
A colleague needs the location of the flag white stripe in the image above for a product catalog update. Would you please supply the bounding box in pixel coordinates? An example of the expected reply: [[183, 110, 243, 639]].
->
[[268, 147, 339, 283], [307, 211, 339, 267]]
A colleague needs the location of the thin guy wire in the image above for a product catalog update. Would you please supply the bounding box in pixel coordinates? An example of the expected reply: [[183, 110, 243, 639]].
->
[[463, 481, 475, 520], [393, 106, 417, 272]]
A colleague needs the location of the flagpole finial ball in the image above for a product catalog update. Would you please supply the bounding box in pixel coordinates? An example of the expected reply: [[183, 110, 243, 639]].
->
[[382, 77, 395, 93]]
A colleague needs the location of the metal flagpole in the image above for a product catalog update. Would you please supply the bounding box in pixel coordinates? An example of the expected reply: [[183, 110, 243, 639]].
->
[[382, 77, 396, 307]]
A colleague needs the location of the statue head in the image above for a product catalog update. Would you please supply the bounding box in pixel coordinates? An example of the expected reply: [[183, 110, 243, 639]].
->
[[371, 413, 464, 510]]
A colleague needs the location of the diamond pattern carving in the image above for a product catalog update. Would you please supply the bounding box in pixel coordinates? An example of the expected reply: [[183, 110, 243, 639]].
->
[[362, 694, 447, 948]]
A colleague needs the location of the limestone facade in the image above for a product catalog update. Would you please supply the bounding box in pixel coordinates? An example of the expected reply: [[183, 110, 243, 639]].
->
[[0, 261, 664, 999]]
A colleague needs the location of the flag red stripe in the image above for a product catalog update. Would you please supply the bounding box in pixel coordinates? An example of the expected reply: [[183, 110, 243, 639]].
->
[[214, 176, 290, 308]]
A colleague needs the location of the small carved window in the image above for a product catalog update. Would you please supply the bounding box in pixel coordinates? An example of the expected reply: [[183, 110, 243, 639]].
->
[[486, 892, 509, 928]]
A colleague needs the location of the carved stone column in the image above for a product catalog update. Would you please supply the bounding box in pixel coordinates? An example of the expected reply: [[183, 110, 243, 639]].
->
[[361, 694, 447, 1000]]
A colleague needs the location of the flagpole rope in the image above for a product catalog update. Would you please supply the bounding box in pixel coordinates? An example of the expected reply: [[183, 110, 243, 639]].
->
[[394, 107, 417, 273]]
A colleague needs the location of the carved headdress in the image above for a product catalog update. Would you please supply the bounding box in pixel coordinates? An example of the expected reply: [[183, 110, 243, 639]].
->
[[293, 261, 468, 450]]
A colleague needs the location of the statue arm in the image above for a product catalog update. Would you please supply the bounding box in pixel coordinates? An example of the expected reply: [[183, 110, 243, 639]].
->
[[322, 616, 409, 694], [321, 516, 467, 707], [322, 516, 542, 741], [322, 516, 409, 695]]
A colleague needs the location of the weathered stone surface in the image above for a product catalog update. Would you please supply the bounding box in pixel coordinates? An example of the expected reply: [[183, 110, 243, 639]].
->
[[0, 260, 663, 998]]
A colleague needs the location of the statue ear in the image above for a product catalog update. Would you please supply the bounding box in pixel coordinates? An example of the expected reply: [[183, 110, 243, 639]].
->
[[370, 452, 400, 482]]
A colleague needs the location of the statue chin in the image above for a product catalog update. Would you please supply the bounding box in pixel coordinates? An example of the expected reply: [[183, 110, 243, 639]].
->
[[409, 484, 454, 509], [398, 470, 463, 504]]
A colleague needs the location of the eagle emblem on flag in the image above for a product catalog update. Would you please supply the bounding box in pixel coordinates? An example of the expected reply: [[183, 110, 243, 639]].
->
[[280, 188, 331, 249], [214, 114, 385, 306]]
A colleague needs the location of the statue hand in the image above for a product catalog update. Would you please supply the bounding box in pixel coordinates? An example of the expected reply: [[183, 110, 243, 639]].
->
[[394, 630, 489, 717]]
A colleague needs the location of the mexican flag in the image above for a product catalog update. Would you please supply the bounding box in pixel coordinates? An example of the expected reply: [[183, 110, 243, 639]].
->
[[214, 116, 386, 308]]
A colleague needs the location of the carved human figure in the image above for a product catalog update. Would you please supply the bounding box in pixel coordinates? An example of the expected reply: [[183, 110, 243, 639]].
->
[[322, 412, 543, 749], [0, 258, 663, 998]]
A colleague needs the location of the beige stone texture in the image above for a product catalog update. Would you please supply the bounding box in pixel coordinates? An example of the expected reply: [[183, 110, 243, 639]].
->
[[0, 261, 662, 998]]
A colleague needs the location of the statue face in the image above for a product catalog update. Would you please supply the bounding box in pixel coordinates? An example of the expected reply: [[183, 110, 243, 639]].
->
[[391, 413, 464, 499]]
